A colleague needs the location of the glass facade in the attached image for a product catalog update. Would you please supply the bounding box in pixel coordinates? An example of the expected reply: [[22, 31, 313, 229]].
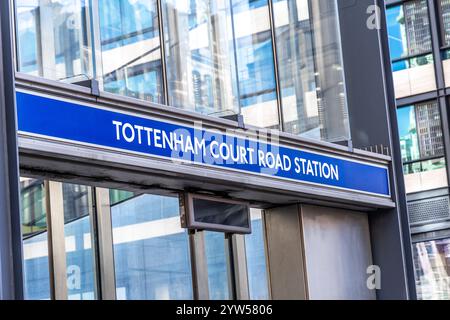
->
[[98, 0, 164, 103], [387, 0, 432, 62], [14, 0, 349, 143], [162, 0, 239, 116], [232, 0, 280, 129], [245, 209, 269, 300], [204, 231, 231, 300], [62, 183, 97, 300], [19, 179, 271, 300], [20, 178, 51, 300], [273, 0, 348, 141], [397, 101, 447, 193], [414, 238, 450, 300], [110, 192, 193, 300]]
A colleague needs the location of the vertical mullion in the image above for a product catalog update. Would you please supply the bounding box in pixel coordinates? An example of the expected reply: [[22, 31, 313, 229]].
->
[[224, 234, 236, 300], [261, 210, 273, 300], [89, 0, 104, 88], [94, 187, 116, 300], [189, 230, 209, 300], [10, 0, 19, 72], [157, 0, 169, 106], [268, 0, 285, 132], [45, 181, 68, 300], [230, 234, 250, 300]]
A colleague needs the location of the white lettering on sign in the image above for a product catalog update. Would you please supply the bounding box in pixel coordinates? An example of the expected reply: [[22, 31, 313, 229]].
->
[[112, 120, 340, 182]]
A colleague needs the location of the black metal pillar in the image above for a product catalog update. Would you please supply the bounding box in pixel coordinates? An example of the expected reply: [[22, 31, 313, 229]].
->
[[0, 0, 24, 300], [338, 0, 416, 299]]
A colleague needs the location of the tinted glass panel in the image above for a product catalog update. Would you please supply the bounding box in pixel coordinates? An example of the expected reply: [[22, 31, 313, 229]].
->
[[15, 0, 93, 81], [386, 1, 432, 61], [162, 0, 239, 116], [232, 0, 280, 129], [98, 0, 163, 103], [20, 178, 51, 300], [245, 210, 269, 300], [205, 231, 230, 300], [62, 183, 97, 300], [273, 0, 349, 142], [414, 238, 450, 300], [111, 193, 193, 300]]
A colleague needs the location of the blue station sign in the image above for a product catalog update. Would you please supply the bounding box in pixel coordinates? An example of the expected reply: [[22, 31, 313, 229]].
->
[[16, 91, 391, 198]]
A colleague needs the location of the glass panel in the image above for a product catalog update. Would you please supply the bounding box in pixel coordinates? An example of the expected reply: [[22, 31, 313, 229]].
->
[[162, 0, 239, 116], [15, 0, 93, 81], [204, 231, 230, 300], [62, 183, 97, 300], [98, 0, 164, 103], [273, 0, 349, 142], [414, 238, 450, 300], [398, 101, 448, 193], [398, 105, 421, 163], [245, 209, 269, 300], [232, 0, 280, 129], [111, 193, 193, 300], [20, 178, 51, 300], [386, 1, 432, 61], [440, 0, 450, 46]]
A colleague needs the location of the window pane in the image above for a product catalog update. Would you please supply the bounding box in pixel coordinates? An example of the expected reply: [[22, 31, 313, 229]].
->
[[416, 101, 445, 159], [414, 239, 450, 300], [99, 0, 164, 103], [273, 0, 349, 142], [15, 0, 93, 81], [387, 1, 432, 61], [245, 209, 269, 300], [232, 0, 280, 129], [441, 0, 450, 46], [111, 193, 193, 300], [162, 0, 239, 116], [398, 105, 421, 163], [398, 101, 448, 193], [20, 178, 51, 300], [205, 231, 230, 300], [62, 183, 97, 300]]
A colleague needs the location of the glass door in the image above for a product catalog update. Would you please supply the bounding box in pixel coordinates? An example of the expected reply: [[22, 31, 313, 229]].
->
[[20, 177, 270, 300]]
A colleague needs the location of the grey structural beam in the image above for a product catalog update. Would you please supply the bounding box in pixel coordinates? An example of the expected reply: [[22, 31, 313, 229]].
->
[[338, 0, 416, 299], [0, 0, 24, 300]]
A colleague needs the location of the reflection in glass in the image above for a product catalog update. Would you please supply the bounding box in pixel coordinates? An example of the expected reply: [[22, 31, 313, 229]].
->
[[62, 183, 97, 300], [397, 101, 445, 172], [205, 231, 230, 300], [273, 0, 349, 142], [414, 238, 450, 300], [20, 178, 51, 300], [15, 0, 93, 81], [98, 0, 164, 103], [441, 0, 450, 46], [162, 0, 239, 116], [111, 193, 193, 300], [232, 0, 280, 129], [245, 210, 269, 300], [386, 1, 432, 61]]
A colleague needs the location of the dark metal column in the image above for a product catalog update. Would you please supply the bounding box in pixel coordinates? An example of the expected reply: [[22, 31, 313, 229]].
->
[[0, 0, 24, 300], [338, 0, 416, 299]]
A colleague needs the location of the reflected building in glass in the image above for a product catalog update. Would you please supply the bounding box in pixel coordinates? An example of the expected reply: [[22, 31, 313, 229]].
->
[[15, 0, 350, 143], [385, 0, 450, 300]]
